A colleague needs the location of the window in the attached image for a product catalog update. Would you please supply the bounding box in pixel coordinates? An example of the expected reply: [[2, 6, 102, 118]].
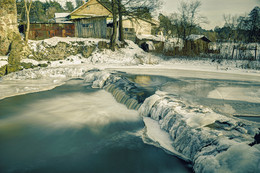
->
[[124, 28, 134, 32], [82, 23, 93, 28]]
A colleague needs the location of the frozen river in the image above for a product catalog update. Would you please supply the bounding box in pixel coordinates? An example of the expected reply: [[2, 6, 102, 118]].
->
[[109, 68, 260, 119], [0, 79, 192, 173], [0, 67, 259, 173]]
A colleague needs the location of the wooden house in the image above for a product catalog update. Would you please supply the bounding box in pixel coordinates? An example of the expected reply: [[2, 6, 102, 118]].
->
[[122, 17, 158, 35], [69, 0, 111, 38], [70, 0, 157, 37], [186, 34, 211, 55], [72, 16, 107, 38], [70, 0, 112, 20]]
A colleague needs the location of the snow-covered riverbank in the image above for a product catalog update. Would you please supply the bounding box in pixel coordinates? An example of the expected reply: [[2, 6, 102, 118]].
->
[[1, 38, 260, 173]]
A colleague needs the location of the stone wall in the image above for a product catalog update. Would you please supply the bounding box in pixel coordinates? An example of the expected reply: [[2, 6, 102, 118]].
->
[[29, 41, 97, 61], [0, 0, 21, 56]]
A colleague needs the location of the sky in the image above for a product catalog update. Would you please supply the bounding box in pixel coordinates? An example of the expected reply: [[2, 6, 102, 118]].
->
[[161, 0, 260, 30]]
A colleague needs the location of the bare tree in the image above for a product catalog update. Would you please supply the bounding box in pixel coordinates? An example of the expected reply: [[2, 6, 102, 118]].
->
[[223, 14, 239, 41], [110, 0, 118, 51], [108, 0, 161, 49], [24, 0, 32, 43], [117, 0, 124, 42], [173, 0, 207, 43]]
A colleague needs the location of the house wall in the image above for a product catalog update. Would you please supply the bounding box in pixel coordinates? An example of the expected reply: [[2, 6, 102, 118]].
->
[[123, 19, 152, 35], [186, 39, 210, 55], [71, 0, 112, 19], [75, 17, 107, 38], [28, 23, 75, 40]]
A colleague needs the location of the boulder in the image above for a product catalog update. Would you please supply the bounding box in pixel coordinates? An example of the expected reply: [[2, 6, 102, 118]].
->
[[0, 0, 21, 55]]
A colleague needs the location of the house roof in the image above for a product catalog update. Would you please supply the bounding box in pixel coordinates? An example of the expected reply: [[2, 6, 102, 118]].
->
[[55, 13, 70, 18], [97, 0, 112, 12], [70, 14, 108, 20], [187, 34, 211, 42], [70, 0, 112, 16], [122, 16, 159, 26]]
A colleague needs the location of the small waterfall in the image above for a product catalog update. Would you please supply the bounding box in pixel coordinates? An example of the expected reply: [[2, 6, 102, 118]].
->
[[104, 83, 141, 110], [84, 70, 154, 110]]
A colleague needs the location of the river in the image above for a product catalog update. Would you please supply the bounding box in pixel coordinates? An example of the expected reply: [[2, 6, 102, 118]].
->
[[0, 68, 260, 173]]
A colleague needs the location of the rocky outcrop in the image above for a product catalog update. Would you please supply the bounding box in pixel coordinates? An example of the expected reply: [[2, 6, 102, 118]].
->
[[7, 38, 25, 73], [28, 39, 97, 61], [0, 0, 21, 56]]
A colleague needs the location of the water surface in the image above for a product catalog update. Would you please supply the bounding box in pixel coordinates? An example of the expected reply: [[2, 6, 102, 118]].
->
[[0, 79, 192, 173]]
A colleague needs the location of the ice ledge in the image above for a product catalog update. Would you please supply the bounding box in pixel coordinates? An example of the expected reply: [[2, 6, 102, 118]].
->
[[139, 91, 260, 173]]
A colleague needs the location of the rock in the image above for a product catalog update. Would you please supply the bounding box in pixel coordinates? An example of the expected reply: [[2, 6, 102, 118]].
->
[[0, 0, 21, 56], [38, 63, 48, 68], [29, 41, 97, 61], [21, 62, 34, 69], [82, 46, 96, 58], [7, 38, 25, 73], [98, 41, 109, 49]]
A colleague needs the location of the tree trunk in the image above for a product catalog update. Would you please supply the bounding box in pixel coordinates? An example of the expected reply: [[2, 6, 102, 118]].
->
[[117, 0, 124, 42], [110, 0, 117, 51], [24, 0, 32, 43]]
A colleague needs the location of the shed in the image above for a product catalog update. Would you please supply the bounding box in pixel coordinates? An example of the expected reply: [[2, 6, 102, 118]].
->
[[186, 34, 211, 55], [27, 23, 75, 40], [72, 16, 107, 38]]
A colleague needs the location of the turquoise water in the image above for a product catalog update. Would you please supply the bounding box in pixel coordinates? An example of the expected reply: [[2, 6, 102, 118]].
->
[[0, 79, 192, 173]]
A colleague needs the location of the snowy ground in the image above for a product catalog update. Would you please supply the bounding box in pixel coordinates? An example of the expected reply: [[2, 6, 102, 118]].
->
[[1, 37, 260, 101], [0, 56, 8, 68]]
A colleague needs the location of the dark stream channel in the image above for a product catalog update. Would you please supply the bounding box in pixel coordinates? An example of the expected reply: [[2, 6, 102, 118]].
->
[[0, 79, 192, 173]]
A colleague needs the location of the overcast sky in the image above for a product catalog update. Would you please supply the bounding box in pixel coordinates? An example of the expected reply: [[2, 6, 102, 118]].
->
[[161, 0, 260, 30]]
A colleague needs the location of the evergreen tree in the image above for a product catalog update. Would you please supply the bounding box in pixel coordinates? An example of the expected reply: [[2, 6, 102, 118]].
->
[[248, 6, 260, 42], [66, 1, 74, 12], [76, 0, 85, 8]]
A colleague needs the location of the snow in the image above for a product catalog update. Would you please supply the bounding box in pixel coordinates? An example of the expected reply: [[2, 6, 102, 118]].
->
[[209, 42, 260, 60], [187, 34, 207, 41], [138, 91, 260, 173], [143, 117, 190, 161], [137, 34, 166, 42], [29, 37, 103, 48], [54, 13, 70, 18], [0, 56, 8, 61], [0, 61, 8, 68], [1, 37, 260, 172], [208, 87, 260, 103], [21, 59, 40, 66], [0, 56, 8, 68]]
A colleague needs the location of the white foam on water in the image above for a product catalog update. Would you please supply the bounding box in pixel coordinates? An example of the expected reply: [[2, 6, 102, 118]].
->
[[0, 90, 140, 134]]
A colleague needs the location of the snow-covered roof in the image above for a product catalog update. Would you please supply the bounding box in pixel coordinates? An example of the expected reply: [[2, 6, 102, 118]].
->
[[71, 14, 108, 20], [137, 34, 165, 42], [187, 34, 211, 42], [55, 13, 70, 19]]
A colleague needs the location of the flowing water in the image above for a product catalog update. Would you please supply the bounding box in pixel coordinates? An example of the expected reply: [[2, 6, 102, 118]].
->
[[0, 79, 192, 173], [1, 71, 260, 173]]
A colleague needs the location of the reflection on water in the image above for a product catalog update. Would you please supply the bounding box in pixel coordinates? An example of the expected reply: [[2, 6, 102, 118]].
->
[[235, 116, 260, 123], [160, 77, 260, 118], [0, 79, 192, 173]]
